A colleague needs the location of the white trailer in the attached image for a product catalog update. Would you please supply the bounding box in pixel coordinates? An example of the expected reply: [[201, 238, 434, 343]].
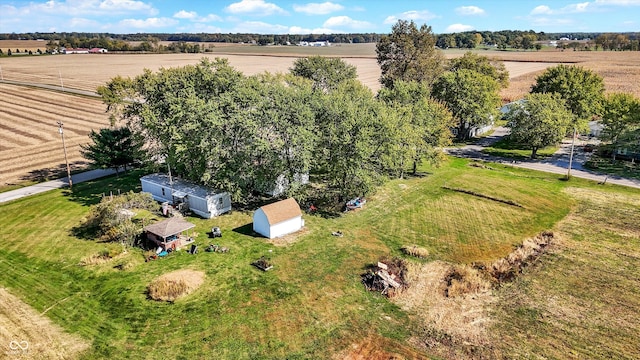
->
[[140, 173, 231, 219]]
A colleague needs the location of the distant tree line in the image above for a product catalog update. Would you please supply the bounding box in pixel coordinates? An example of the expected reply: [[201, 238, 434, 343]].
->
[[2, 31, 638, 53]]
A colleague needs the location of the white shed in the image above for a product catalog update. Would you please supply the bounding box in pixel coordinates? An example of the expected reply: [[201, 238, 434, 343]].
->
[[253, 198, 304, 239], [140, 173, 231, 219]]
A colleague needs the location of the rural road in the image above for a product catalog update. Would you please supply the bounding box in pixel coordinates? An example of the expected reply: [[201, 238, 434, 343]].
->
[[0, 168, 118, 203], [445, 126, 640, 189]]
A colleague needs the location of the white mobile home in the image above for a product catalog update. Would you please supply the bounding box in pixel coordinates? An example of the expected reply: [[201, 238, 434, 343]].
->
[[140, 173, 231, 219], [253, 198, 304, 239]]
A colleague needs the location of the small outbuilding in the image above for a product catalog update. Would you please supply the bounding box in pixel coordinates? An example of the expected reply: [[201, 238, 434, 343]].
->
[[140, 173, 231, 219], [253, 198, 304, 239], [144, 217, 196, 250]]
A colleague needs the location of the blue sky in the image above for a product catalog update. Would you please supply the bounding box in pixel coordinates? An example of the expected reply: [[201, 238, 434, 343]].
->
[[1, 0, 639, 34]]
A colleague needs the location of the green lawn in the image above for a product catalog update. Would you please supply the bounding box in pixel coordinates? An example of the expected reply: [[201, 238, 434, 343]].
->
[[0, 159, 638, 359], [482, 137, 559, 159]]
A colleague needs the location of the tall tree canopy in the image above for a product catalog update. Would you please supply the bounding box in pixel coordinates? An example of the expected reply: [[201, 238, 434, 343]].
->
[[432, 69, 501, 140], [505, 93, 574, 158], [601, 92, 640, 159], [376, 20, 445, 89], [289, 56, 357, 92], [531, 64, 605, 132], [80, 127, 146, 174], [99, 57, 453, 202], [447, 52, 509, 89], [378, 80, 455, 175]]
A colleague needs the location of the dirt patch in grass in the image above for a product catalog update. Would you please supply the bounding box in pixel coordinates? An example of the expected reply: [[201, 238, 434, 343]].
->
[[147, 269, 205, 302], [336, 335, 429, 360], [0, 288, 90, 359], [393, 261, 496, 358]]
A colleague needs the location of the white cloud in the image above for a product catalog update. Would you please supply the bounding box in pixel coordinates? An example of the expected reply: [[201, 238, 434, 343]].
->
[[383, 10, 437, 24], [531, 2, 595, 15], [531, 5, 553, 15], [174, 10, 197, 19], [225, 0, 288, 16], [289, 26, 336, 34], [455, 6, 485, 16], [445, 23, 475, 32], [118, 17, 178, 29], [323, 16, 372, 29], [98, 0, 155, 13], [564, 2, 591, 12], [293, 2, 344, 15], [68, 17, 103, 29], [173, 10, 222, 22], [232, 21, 289, 33], [530, 17, 575, 27]]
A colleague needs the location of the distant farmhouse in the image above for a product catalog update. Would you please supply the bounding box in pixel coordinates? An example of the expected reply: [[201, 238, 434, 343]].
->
[[297, 41, 331, 47], [62, 47, 107, 54]]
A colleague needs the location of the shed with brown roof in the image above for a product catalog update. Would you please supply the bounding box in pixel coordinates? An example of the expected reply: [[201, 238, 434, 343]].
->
[[144, 217, 196, 250], [253, 198, 304, 239]]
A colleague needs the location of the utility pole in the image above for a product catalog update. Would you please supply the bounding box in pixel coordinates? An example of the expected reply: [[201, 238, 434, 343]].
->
[[57, 121, 72, 189], [567, 127, 577, 180]]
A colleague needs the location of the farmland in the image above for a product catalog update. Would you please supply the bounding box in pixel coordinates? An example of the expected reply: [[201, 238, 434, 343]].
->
[[0, 159, 638, 359], [1, 42, 639, 187]]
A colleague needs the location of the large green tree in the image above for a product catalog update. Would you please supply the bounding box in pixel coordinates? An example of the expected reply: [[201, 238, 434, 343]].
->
[[290, 55, 357, 92], [601, 92, 640, 160], [81, 127, 146, 174], [505, 93, 574, 158], [376, 20, 445, 89], [448, 52, 509, 89], [531, 64, 605, 132], [432, 69, 501, 140], [378, 80, 455, 175]]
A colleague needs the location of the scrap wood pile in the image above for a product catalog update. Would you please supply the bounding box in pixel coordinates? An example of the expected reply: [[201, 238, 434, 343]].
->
[[361, 257, 408, 297]]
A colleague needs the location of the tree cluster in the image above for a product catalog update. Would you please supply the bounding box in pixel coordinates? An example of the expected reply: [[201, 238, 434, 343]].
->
[[79, 191, 158, 246], [99, 57, 454, 202]]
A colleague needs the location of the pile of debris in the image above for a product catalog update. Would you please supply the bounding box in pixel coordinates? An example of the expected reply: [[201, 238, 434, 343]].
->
[[361, 257, 408, 297]]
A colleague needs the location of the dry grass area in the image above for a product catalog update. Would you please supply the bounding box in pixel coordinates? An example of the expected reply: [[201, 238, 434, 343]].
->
[[0, 287, 90, 359], [393, 261, 496, 359], [492, 187, 640, 359], [147, 269, 205, 302]]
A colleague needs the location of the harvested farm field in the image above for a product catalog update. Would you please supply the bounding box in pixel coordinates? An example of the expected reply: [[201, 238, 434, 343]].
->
[[1, 45, 639, 187], [0, 83, 110, 186]]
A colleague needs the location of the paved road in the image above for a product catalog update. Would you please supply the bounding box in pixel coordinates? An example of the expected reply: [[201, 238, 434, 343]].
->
[[445, 126, 640, 189], [0, 168, 118, 204]]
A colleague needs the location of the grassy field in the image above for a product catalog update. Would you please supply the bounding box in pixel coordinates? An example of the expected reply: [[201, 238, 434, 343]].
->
[[481, 137, 559, 160], [1, 159, 638, 359]]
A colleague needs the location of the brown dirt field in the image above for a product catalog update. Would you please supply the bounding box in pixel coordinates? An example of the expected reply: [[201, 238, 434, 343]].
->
[[0, 83, 110, 186], [0, 40, 49, 53], [1, 47, 638, 187], [0, 287, 90, 359]]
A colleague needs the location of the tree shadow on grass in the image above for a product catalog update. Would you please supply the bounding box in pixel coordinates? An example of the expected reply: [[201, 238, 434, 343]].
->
[[19, 161, 88, 183], [63, 169, 145, 207]]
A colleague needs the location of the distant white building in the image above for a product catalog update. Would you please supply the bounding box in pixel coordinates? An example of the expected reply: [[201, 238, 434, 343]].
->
[[62, 48, 89, 54], [297, 41, 330, 47]]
